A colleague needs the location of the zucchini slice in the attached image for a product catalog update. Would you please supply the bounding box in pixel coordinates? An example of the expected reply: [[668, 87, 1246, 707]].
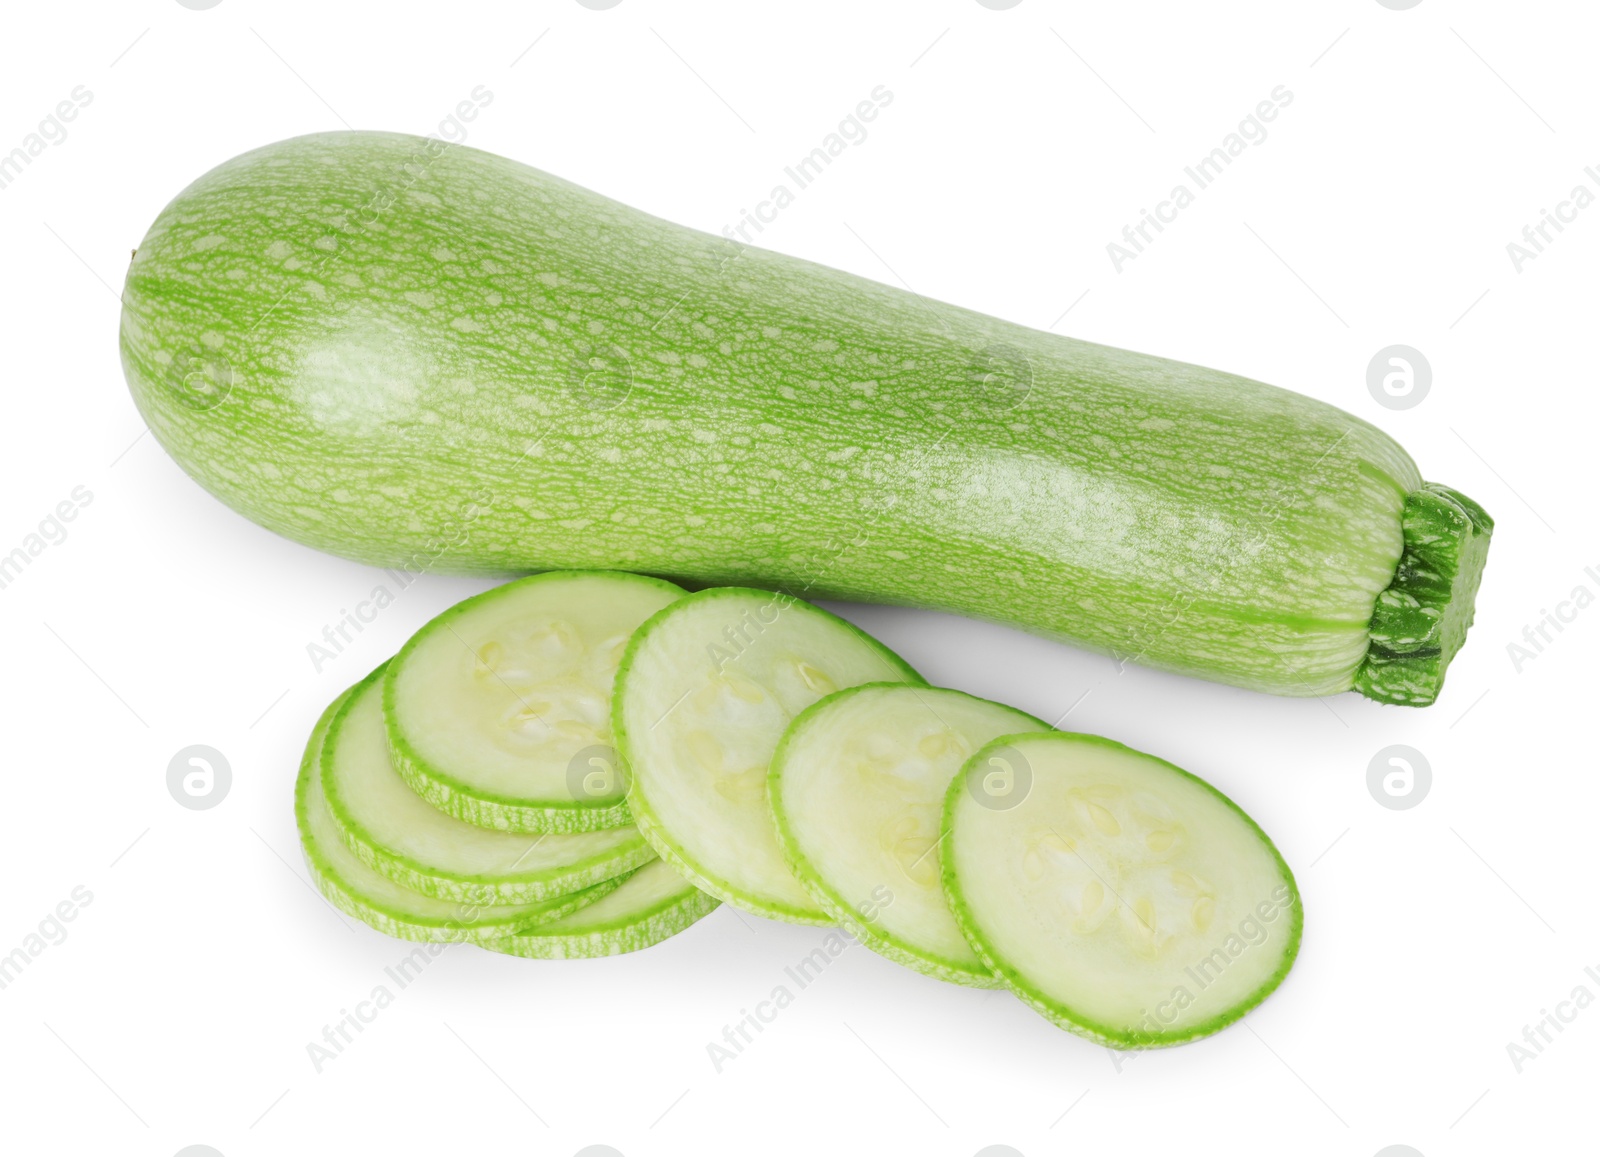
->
[[770, 684, 1050, 986], [615, 588, 924, 924], [323, 665, 655, 905], [297, 686, 625, 941], [942, 731, 1301, 1048], [483, 859, 718, 960], [385, 570, 686, 833]]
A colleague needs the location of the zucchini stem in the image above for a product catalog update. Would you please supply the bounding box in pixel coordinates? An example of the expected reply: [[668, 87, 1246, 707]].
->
[[1354, 484, 1494, 706]]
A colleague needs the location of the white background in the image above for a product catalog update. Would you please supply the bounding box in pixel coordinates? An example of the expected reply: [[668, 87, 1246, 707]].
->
[[0, 2, 1594, 1155]]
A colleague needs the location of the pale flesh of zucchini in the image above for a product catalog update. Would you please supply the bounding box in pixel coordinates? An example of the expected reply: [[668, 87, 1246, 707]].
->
[[297, 687, 624, 940], [385, 571, 685, 832], [615, 588, 924, 923], [943, 732, 1300, 1047], [483, 859, 718, 960], [770, 684, 1050, 986], [323, 666, 654, 905]]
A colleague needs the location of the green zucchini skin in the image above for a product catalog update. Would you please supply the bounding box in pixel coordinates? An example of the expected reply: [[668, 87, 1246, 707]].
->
[[386, 738, 633, 835], [120, 131, 1490, 704], [482, 860, 719, 960]]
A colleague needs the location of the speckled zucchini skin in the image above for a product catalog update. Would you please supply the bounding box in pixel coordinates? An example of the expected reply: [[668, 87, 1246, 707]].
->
[[120, 131, 1488, 703]]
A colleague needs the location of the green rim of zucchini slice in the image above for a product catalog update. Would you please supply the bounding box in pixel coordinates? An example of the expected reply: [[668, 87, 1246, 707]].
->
[[941, 731, 1301, 1048], [770, 683, 1052, 986], [322, 664, 655, 905], [482, 860, 719, 960], [614, 587, 925, 925], [297, 686, 626, 941], [385, 570, 687, 833]]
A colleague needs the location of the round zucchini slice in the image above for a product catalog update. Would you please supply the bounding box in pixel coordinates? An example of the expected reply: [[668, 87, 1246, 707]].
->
[[614, 588, 924, 924], [942, 731, 1301, 1047], [385, 570, 686, 833], [483, 859, 718, 960], [770, 683, 1050, 986], [323, 665, 655, 905], [298, 686, 625, 941]]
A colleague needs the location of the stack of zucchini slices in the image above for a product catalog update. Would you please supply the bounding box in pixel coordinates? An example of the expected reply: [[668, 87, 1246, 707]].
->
[[297, 571, 1301, 1047], [297, 571, 718, 959]]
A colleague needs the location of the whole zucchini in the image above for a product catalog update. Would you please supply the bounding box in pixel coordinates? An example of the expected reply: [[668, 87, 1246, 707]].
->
[[119, 132, 1491, 706]]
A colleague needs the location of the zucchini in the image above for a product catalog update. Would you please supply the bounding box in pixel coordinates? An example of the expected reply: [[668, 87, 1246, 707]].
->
[[297, 686, 625, 941], [942, 731, 1301, 1047], [483, 859, 718, 960], [119, 131, 1492, 705], [614, 588, 923, 924], [769, 683, 1050, 987], [323, 665, 654, 905], [385, 570, 685, 833]]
